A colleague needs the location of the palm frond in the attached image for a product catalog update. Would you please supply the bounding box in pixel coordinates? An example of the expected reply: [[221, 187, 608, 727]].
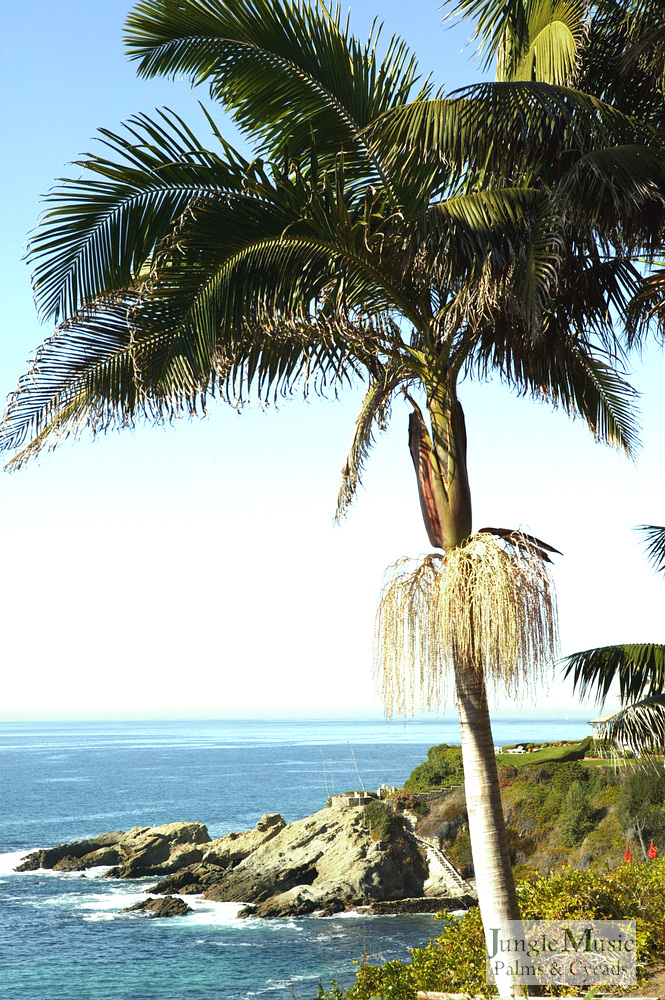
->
[[554, 143, 665, 245], [468, 252, 642, 457], [335, 365, 407, 522], [0, 296, 198, 469], [443, 0, 587, 84], [562, 643, 665, 705], [370, 83, 652, 189], [578, 0, 665, 120], [592, 694, 665, 754], [498, 1, 589, 85], [28, 107, 251, 324], [125, 0, 431, 199], [636, 524, 665, 576]]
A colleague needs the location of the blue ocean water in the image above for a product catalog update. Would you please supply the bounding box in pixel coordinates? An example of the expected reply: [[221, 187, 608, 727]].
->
[[0, 716, 590, 1000]]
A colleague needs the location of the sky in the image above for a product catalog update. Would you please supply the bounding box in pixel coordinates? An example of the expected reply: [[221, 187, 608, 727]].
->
[[1, 1, 664, 721]]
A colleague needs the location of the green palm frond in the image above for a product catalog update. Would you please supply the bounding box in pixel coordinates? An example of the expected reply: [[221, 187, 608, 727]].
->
[[370, 82, 652, 192], [124, 0, 431, 198], [499, 1, 589, 85], [629, 265, 665, 342], [474, 330, 640, 455], [592, 694, 665, 754], [579, 0, 665, 119], [1, 296, 183, 468], [0, 282, 373, 470], [554, 143, 665, 244], [443, 0, 588, 84], [28, 107, 252, 324], [335, 363, 408, 522], [636, 524, 665, 576], [426, 187, 542, 256], [4, 153, 427, 468], [562, 643, 665, 705]]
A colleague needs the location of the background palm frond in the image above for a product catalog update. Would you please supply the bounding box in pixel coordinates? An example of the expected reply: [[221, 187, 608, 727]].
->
[[562, 643, 665, 704], [636, 524, 665, 576], [335, 364, 408, 521], [442, 0, 588, 84], [592, 693, 665, 754]]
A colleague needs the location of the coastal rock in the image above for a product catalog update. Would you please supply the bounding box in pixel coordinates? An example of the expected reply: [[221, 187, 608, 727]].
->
[[200, 815, 286, 868], [199, 805, 434, 915], [16, 822, 211, 878], [16, 805, 476, 918], [125, 895, 193, 918]]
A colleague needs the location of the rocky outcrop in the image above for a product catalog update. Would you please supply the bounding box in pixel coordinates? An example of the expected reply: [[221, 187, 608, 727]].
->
[[15, 806, 477, 918], [16, 822, 211, 878], [126, 895, 193, 917]]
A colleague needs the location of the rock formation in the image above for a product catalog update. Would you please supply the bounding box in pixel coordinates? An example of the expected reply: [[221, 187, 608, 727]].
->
[[15, 805, 476, 918], [126, 895, 193, 917]]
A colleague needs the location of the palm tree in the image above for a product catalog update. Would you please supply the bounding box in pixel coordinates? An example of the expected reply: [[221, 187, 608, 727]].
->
[[563, 525, 665, 753], [2, 0, 664, 988]]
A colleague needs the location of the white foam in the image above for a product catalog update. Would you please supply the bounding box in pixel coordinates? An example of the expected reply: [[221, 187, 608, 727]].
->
[[176, 898, 249, 927], [0, 850, 41, 875]]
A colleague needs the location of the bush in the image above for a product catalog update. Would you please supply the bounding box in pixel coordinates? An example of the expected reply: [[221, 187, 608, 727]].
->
[[319, 861, 665, 999], [404, 744, 464, 792], [617, 766, 665, 853], [559, 781, 595, 848], [363, 799, 393, 841]]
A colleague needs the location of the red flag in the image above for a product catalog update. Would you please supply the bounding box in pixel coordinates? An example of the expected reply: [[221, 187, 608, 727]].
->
[[624, 843, 633, 864], [649, 839, 658, 860]]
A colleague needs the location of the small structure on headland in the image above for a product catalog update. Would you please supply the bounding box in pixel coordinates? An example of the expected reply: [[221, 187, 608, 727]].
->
[[329, 785, 398, 808]]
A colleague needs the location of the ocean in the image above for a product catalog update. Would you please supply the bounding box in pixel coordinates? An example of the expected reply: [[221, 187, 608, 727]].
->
[[0, 716, 590, 999]]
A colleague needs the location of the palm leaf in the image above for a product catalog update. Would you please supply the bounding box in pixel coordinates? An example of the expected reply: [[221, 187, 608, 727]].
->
[[443, 0, 587, 83], [501, 4, 588, 85], [592, 694, 665, 754], [125, 0, 431, 200], [562, 643, 665, 705], [28, 107, 252, 323], [335, 364, 407, 522], [636, 524, 665, 577], [369, 82, 652, 195], [554, 143, 665, 243]]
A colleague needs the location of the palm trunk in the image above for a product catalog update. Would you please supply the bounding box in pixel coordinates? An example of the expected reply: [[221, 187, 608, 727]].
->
[[455, 660, 522, 996], [410, 378, 523, 995]]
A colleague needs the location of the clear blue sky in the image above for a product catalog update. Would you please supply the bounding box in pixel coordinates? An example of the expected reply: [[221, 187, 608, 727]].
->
[[1, 1, 664, 720]]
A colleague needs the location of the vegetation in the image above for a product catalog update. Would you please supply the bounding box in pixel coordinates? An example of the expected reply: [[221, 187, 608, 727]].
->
[[318, 860, 665, 998], [363, 800, 394, 842], [617, 768, 665, 860], [404, 744, 464, 792], [403, 747, 665, 874]]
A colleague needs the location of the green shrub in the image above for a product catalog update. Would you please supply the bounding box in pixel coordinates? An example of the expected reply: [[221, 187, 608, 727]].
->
[[319, 861, 665, 999], [617, 766, 665, 852], [559, 782, 595, 848], [404, 744, 464, 792], [363, 799, 393, 841]]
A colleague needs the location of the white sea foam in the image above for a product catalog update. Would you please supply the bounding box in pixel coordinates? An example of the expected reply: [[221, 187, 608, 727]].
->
[[244, 971, 322, 997], [0, 850, 33, 875], [178, 898, 252, 927]]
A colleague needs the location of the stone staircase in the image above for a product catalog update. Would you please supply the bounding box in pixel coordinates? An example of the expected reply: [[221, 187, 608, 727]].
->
[[402, 812, 475, 897]]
